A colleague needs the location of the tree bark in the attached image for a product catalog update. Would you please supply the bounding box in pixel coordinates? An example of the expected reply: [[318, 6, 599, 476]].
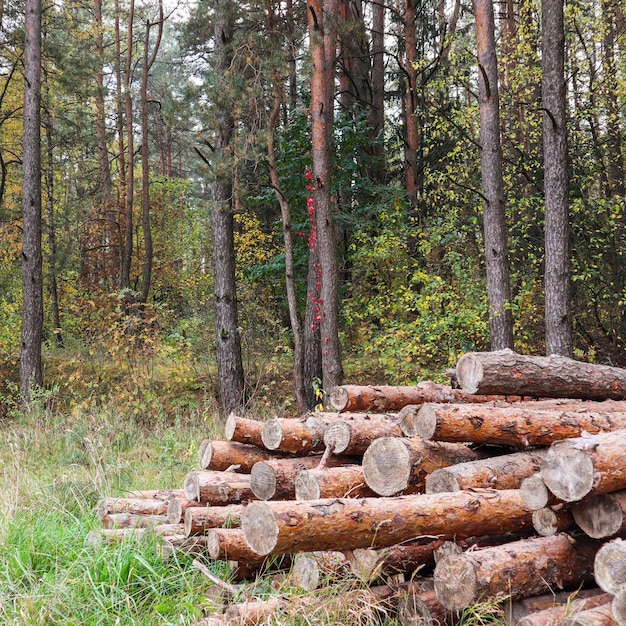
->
[[456, 349, 626, 399], [516, 592, 614, 626], [572, 490, 626, 539], [362, 436, 480, 496], [412, 401, 626, 448], [206, 528, 263, 562], [224, 413, 265, 447], [433, 533, 599, 611], [260, 416, 329, 453], [593, 538, 626, 594], [541, 429, 626, 502], [294, 465, 375, 500], [367, 0, 386, 183], [542, 0, 572, 356], [21, 0, 44, 403], [183, 470, 255, 505], [425, 450, 547, 493], [183, 504, 243, 536], [240, 489, 534, 556], [198, 439, 276, 472], [473, 0, 514, 350]]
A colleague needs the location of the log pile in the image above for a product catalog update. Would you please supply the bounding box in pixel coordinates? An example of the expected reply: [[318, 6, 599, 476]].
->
[[91, 349, 626, 625]]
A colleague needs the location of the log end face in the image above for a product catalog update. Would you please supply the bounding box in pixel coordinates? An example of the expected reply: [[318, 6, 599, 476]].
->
[[594, 540, 626, 594], [294, 469, 320, 501], [541, 445, 594, 502], [183, 472, 200, 502], [323, 421, 350, 454], [412, 404, 438, 439], [198, 439, 212, 469], [250, 462, 277, 501], [425, 469, 460, 494], [224, 413, 238, 441], [519, 473, 551, 510], [166, 499, 183, 525], [261, 419, 283, 451], [532, 508, 559, 536], [328, 386, 349, 411], [433, 553, 478, 611], [206, 529, 221, 559], [572, 494, 624, 539], [398, 405, 421, 437], [455, 352, 483, 394], [241, 501, 279, 556], [362, 437, 412, 496]]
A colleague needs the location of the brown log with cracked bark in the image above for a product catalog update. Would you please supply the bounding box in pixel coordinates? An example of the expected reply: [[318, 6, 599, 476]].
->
[[183, 470, 256, 504], [328, 382, 523, 412], [563, 601, 616, 626], [323, 417, 404, 455], [240, 488, 534, 556], [362, 436, 480, 496], [408, 402, 626, 448], [250, 454, 358, 501], [260, 415, 336, 453], [572, 490, 626, 539], [206, 527, 265, 562], [97, 497, 170, 519], [519, 473, 559, 510], [594, 538, 626, 594], [198, 439, 276, 472], [433, 533, 600, 611], [515, 592, 613, 626], [224, 413, 265, 447], [184, 504, 244, 535], [541, 429, 626, 502], [425, 449, 547, 493], [456, 349, 626, 399], [294, 465, 376, 500]]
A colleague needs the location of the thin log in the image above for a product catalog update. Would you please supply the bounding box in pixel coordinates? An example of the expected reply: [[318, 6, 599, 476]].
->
[[123, 488, 186, 501], [362, 436, 480, 496], [158, 535, 211, 559], [433, 533, 600, 611], [294, 466, 376, 500], [260, 415, 340, 453], [97, 496, 170, 519], [410, 401, 626, 448], [532, 505, 574, 536], [515, 592, 613, 626], [594, 538, 626, 594], [323, 417, 404, 455], [456, 349, 626, 399], [86, 524, 184, 546], [224, 413, 265, 447], [184, 504, 244, 535], [563, 601, 616, 626], [250, 454, 357, 501], [541, 429, 626, 502], [572, 490, 626, 539], [287, 551, 348, 591], [183, 470, 256, 504], [328, 382, 524, 412], [198, 439, 275, 472], [240, 488, 534, 556], [166, 497, 203, 524], [101, 512, 169, 529], [519, 473, 558, 510], [206, 528, 265, 562], [425, 450, 547, 493]]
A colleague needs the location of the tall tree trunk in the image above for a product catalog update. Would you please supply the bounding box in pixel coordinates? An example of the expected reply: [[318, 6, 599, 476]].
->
[[21, 0, 44, 403], [542, 0, 572, 356], [367, 0, 386, 183], [307, 0, 344, 394], [473, 0, 514, 350], [212, 0, 245, 416], [402, 0, 419, 210]]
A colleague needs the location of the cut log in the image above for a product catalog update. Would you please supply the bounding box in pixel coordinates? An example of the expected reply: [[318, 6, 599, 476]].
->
[[123, 488, 186, 501], [294, 465, 376, 500], [166, 497, 204, 525], [541, 429, 626, 502], [515, 592, 614, 626], [531, 505, 574, 536], [328, 382, 524, 412], [97, 497, 170, 519], [572, 490, 626, 539], [612, 588, 626, 626], [101, 512, 169, 529], [184, 504, 244, 536], [407, 401, 626, 448], [563, 601, 616, 626], [433, 533, 599, 611], [86, 524, 184, 546], [198, 439, 275, 472], [206, 528, 266, 562], [323, 417, 404, 455], [425, 450, 547, 493], [260, 415, 342, 453], [519, 473, 558, 510], [362, 436, 480, 496], [158, 534, 212, 559], [183, 470, 256, 504], [224, 413, 265, 447], [287, 551, 348, 591], [240, 488, 534, 556], [456, 349, 626, 399], [594, 538, 626, 594], [249, 454, 357, 501]]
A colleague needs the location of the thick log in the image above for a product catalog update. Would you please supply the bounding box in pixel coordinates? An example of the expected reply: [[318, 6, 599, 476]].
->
[[408, 402, 626, 448], [531, 505, 575, 536], [97, 497, 170, 519], [198, 439, 275, 472], [519, 473, 558, 510], [183, 470, 256, 504], [564, 602, 616, 626], [260, 414, 346, 453], [224, 413, 265, 447], [250, 454, 357, 501], [206, 528, 265, 562], [184, 504, 244, 535], [101, 512, 169, 529], [362, 436, 480, 496], [425, 450, 547, 493], [572, 491, 626, 539], [328, 382, 523, 412], [294, 466, 376, 500], [613, 588, 626, 626], [594, 538, 626, 594], [541, 429, 626, 502], [515, 592, 613, 626], [240, 488, 534, 556], [323, 417, 404, 455], [433, 533, 599, 611], [456, 349, 626, 399]]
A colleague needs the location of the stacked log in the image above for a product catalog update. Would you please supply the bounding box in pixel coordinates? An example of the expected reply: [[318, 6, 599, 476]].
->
[[90, 351, 626, 626]]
